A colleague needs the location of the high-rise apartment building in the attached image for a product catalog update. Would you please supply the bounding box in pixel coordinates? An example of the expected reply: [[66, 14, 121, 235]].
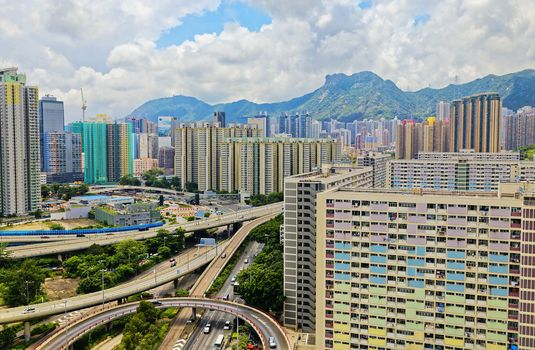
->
[[220, 137, 341, 195], [138, 133, 159, 159], [213, 111, 226, 127], [247, 114, 271, 137], [106, 123, 133, 182], [396, 118, 449, 159], [42, 131, 83, 183], [315, 183, 535, 349], [0, 68, 40, 215], [388, 151, 531, 192], [133, 158, 159, 177], [449, 93, 501, 153], [436, 101, 451, 121], [278, 113, 313, 138], [503, 106, 535, 151], [357, 152, 390, 188], [158, 146, 175, 175], [283, 165, 374, 332], [71, 122, 108, 184], [39, 95, 64, 171], [174, 122, 260, 192]]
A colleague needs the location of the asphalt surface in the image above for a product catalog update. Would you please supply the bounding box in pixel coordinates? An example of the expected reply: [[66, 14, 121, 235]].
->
[[0, 242, 229, 324], [183, 241, 264, 350], [4, 203, 282, 257], [157, 214, 279, 350], [34, 298, 291, 350]]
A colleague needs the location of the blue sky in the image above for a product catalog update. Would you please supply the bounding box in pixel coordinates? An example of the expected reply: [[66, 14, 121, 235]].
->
[[157, 1, 272, 47]]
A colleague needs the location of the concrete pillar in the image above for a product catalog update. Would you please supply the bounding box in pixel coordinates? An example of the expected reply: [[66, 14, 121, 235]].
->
[[173, 279, 179, 289], [24, 321, 30, 342], [191, 307, 197, 320], [57, 253, 63, 262]]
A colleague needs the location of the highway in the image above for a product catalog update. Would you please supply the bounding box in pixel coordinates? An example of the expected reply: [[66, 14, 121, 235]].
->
[[184, 241, 263, 350], [4, 203, 282, 258], [0, 241, 228, 324], [33, 298, 292, 350], [158, 214, 279, 349]]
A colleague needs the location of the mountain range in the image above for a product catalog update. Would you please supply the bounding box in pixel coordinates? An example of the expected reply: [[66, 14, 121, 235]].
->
[[128, 69, 535, 123]]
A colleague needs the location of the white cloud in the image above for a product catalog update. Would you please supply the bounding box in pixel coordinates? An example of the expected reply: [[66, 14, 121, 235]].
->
[[2, 0, 535, 121]]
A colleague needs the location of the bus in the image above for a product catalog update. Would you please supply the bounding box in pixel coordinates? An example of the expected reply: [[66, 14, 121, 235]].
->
[[214, 334, 225, 349]]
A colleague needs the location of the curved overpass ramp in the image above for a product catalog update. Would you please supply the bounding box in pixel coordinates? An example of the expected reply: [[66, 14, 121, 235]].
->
[[33, 298, 291, 350]]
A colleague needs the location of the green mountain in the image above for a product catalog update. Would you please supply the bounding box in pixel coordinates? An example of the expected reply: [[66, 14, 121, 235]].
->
[[128, 69, 535, 123]]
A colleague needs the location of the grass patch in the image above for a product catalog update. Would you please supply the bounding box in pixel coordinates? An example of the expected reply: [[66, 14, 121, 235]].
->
[[159, 307, 178, 319]]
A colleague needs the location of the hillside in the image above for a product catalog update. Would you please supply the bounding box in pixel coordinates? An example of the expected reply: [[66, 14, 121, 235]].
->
[[128, 69, 535, 123]]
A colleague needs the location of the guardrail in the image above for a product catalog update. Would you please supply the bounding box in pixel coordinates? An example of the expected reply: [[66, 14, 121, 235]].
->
[[0, 222, 163, 236], [34, 298, 292, 350]]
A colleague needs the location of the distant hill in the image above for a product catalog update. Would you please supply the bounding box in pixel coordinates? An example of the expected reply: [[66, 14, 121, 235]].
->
[[128, 69, 535, 123]]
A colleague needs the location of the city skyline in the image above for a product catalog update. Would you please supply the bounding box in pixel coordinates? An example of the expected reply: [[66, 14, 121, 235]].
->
[[2, 1, 535, 120]]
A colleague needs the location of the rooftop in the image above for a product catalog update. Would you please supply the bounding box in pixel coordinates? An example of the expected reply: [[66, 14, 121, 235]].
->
[[286, 164, 372, 183]]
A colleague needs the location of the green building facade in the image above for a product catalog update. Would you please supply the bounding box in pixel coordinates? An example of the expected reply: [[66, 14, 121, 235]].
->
[[72, 122, 108, 184]]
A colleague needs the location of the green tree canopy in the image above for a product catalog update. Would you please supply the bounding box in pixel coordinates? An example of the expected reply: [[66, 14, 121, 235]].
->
[[0, 260, 47, 306]]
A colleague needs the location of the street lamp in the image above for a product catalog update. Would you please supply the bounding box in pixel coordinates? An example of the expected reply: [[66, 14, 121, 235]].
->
[[25, 281, 31, 305], [100, 269, 106, 307]]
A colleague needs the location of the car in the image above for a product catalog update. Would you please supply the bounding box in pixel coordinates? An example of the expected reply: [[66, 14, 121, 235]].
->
[[203, 323, 211, 334], [24, 307, 35, 314], [224, 294, 229, 300], [269, 337, 277, 348], [223, 320, 231, 330], [170, 261, 177, 267], [231, 275, 237, 283], [76, 234, 85, 237], [220, 253, 227, 259], [151, 301, 162, 306], [169, 258, 176, 262], [244, 258, 249, 264]]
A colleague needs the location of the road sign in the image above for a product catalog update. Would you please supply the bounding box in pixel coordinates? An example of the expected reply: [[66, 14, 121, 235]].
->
[[199, 237, 216, 246]]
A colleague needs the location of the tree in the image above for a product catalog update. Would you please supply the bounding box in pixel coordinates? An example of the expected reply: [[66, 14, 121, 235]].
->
[[237, 250, 285, 314], [1, 260, 46, 306], [115, 240, 147, 264], [170, 176, 181, 191], [77, 272, 114, 294], [157, 246, 171, 258], [119, 175, 141, 186], [0, 243, 9, 266], [116, 301, 161, 350], [0, 327, 16, 349], [185, 182, 198, 193]]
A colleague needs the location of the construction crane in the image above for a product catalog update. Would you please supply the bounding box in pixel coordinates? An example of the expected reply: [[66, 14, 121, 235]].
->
[[80, 88, 87, 122]]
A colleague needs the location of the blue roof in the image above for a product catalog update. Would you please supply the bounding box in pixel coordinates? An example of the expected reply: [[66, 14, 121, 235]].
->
[[75, 195, 109, 200]]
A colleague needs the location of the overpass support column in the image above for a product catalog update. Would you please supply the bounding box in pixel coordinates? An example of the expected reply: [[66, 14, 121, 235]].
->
[[173, 279, 179, 289], [57, 253, 63, 262], [191, 307, 197, 320], [24, 321, 30, 342]]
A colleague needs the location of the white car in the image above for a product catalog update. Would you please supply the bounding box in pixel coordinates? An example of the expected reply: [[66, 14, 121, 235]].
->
[[203, 323, 211, 334], [231, 275, 236, 283], [23, 307, 36, 314], [224, 320, 231, 330], [269, 337, 277, 348]]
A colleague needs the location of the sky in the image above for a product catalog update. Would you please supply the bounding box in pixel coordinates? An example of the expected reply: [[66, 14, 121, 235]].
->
[[1, 0, 535, 121]]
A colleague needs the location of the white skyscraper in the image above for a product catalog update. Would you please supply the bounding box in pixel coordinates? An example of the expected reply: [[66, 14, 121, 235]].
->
[[0, 68, 41, 215]]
